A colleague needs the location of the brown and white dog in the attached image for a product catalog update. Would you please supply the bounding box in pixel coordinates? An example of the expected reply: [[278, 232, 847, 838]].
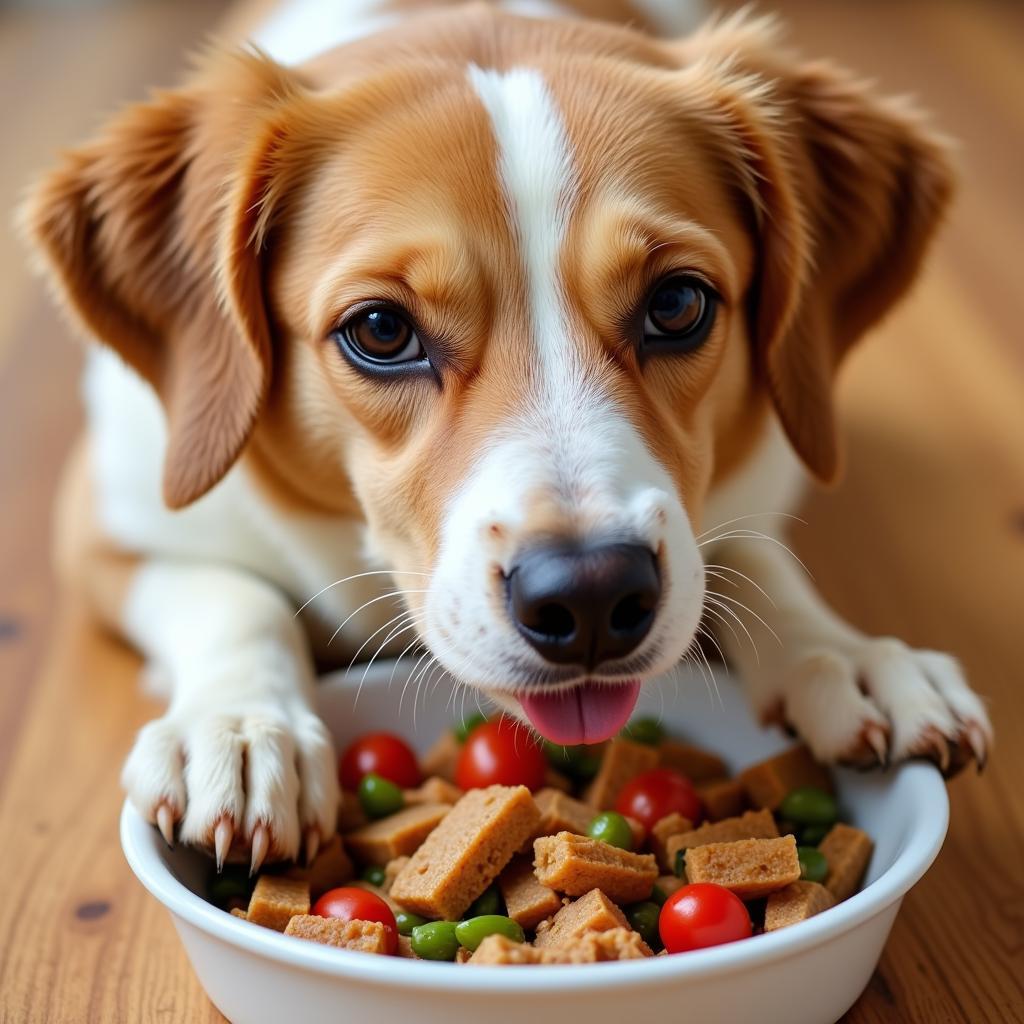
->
[[21, 0, 992, 871]]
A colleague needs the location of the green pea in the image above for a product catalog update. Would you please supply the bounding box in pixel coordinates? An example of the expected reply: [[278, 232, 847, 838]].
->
[[779, 786, 838, 826], [543, 742, 603, 782], [360, 864, 387, 886], [465, 884, 504, 918], [410, 921, 461, 961], [621, 716, 665, 746], [454, 712, 488, 744], [800, 823, 830, 847], [674, 848, 686, 878], [797, 846, 829, 884], [454, 915, 525, 952], [396, 910, 428, 937], [624, 901, 663, 950], [358, 772, 405, 820], [587, 811, 634, 851], [649, 884, 668, 907]]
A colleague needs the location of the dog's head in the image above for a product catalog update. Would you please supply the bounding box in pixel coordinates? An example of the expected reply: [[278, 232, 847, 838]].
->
[[23, 10, 952, 743]]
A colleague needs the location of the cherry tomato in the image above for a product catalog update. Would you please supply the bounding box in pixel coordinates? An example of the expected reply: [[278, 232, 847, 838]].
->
[[614, 767, 702, 831], [311, 886, 398, 954], [339, 732, 421, 791], [455, 717, 547, 791], [659, 883, 752, 953]]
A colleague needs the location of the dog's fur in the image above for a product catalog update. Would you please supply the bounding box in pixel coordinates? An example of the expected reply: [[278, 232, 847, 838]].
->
[[21, 0, 991, 867]]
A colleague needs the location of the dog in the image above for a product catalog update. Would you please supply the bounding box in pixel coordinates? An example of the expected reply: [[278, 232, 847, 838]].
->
[[21, 0, 992, 873]]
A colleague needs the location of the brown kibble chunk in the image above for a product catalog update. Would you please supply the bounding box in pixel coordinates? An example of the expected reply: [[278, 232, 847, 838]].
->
[[665, 808, 779, 871], [684, 835, 800, 899], [229, 908, 248, 920], [583, 739, 660, 809], [383, 856, 410, 893], [696, 779, 746, 821], [397, 934, 417, 958], [405, 776, 463, 806], [498, 855, 563, 930], [764, 881, 835, 931], [284, 915, 390, 954], [284, 834, 354, 899], [421, 731, 460, 782], [655, 874, 685, 900], [533, 887, 628, 948], [659, 740, 728, 782], [533, 789, 596, 837], [345, 803, 451, 865], [247, 876, 311, 932], [819, 823, 874, 902], [471, 928, 651, 964], [534, 832, 658, 904], [390, 785, 540, 919], [650, 812, 693, 871], [737, 746, 833, 810]]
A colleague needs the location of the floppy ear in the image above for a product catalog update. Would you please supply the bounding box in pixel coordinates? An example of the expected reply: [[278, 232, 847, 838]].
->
[[680, 16, 955, 480], [20, 50, 305, 508]]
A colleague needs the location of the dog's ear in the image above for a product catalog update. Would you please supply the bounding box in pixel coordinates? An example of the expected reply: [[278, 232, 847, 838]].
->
[[20, 49, 306, 508], [679, 15, 955, 480]]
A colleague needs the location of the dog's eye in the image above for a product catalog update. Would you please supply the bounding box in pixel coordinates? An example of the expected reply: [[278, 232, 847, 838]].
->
[[642, 276, 717, 353], [334, 306, 424, 365]]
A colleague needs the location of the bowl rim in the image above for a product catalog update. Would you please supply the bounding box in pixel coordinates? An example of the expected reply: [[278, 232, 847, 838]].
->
[[121, 760, 948, 994]]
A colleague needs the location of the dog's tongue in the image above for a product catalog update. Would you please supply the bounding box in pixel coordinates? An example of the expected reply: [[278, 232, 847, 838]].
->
[[519, 681, 641, 745]]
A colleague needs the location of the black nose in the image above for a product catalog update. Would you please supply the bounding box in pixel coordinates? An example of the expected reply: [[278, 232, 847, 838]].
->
[[506, 542, 660, 670]]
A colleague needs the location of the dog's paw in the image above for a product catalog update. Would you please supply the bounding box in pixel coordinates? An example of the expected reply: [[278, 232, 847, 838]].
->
[[764, 639, 992, 776], [122, 698, 339, 870]]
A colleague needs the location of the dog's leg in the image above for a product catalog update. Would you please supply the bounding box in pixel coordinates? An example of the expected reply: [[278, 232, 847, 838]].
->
[[117, 559, 338, 869], [704, 537, 992, 774]]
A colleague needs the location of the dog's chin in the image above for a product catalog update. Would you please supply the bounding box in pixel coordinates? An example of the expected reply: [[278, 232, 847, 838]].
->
[[480, 678, 644, 746]]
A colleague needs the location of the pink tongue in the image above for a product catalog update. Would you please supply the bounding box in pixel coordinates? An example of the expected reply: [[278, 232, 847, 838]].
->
[[519, 681, 641, 745]]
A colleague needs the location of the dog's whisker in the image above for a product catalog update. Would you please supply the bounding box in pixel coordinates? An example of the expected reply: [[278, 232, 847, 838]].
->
[[294, 570, 430, 617], [704, 595, 764, 665], [702, 602, 750, 660], [399, 647, 434, 718], [698, 529, 812, 579], [388, 636, 427, 692], [353, 613, 427, 710], [696, 622, 729, 668], [704, 562, 777, 607], [347, 607, 422, 671], [694, 511, 806, 542], [327, 589, 429, 647], [706, 588, 781, 646]]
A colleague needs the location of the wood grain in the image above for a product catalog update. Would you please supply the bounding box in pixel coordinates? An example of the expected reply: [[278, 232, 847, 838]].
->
[[0, 1, 1021, 1022]]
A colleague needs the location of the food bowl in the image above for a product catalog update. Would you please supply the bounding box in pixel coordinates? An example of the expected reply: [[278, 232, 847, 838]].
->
[[121, 662, 948, 1024]]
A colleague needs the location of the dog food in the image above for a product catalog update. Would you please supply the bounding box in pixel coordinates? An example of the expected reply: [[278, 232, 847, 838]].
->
[[207, 715, 875, 963]]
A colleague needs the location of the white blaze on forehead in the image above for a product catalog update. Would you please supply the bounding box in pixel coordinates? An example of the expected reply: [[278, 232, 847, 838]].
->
[[466, 65, 578, 378]]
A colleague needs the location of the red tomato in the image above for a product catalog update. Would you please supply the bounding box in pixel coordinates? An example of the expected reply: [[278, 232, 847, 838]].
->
[[659, 883, 752, 953], [339, 732, 421, 791], [614, 767, 702, 831], [311, 887, 398, 954], [455, 717, 547, 791]]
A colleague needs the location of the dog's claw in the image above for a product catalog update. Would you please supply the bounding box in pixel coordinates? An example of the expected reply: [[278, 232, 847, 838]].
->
[[965, 722, 988, 771], [214, 817, 233, 873], [250, 824, 269, 876], [864, 724, 889, 768], [916, 727, 950, 774], [304, 828, 320, 867], [155, 802, 176, 848]]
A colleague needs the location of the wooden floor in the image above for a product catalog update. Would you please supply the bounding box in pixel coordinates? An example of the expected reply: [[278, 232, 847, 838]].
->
[[0, 1, 1022, 1021]]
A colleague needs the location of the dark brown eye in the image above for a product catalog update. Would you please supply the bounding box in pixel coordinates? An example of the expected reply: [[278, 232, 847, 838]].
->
[[643, 276, 717, 353], [336, 306, 423, 364]]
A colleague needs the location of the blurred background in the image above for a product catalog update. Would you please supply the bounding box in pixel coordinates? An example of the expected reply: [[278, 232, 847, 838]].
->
[[0, 1, 1022, 1022]]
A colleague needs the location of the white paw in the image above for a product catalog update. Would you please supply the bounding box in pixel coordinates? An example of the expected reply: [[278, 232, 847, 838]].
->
[[763, 638, 992, 775], [122, 697, 339, 869]]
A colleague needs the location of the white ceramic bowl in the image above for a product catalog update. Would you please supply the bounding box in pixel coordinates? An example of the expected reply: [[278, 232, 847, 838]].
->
[[121, 663, 948, 1024]]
